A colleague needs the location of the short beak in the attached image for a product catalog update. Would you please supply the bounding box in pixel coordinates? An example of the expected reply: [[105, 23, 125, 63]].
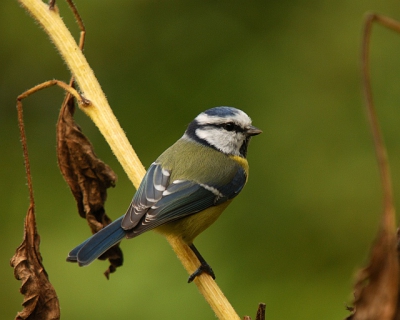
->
[[246, 125, 262, 136]]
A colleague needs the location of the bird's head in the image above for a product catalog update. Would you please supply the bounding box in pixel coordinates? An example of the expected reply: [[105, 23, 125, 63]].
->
[[184, 106, 262, 158]]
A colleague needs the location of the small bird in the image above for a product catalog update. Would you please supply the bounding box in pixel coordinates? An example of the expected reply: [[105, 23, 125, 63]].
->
[[67, 106, 261, 282]]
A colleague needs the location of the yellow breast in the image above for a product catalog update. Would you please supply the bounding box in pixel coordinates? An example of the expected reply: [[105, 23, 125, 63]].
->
[[155, 201, 232, 244]]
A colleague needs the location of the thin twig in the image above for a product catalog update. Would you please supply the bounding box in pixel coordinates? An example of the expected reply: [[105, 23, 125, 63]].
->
[[17, 80, 89, 104], [347, 12, 400, 319], [16, 102, 34, 208], [361, 11, 400, 239], [65, 0, 86, 51], [16, 78, 90, 201], [361, 12, 399, 231]]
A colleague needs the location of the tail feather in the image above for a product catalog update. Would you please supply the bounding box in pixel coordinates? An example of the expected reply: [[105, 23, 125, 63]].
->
[[66, 238, 90, 262], [67, 216, 126, 266]]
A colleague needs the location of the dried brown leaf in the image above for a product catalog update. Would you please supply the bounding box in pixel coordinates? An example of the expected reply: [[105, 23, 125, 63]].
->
[[346, 12, 400, 320], [243, 303, 266, 320], [255, 303, 266, 320], [57, 93, 122, 276], [346, 219, 398, 320], [10, 205, 60, 320]]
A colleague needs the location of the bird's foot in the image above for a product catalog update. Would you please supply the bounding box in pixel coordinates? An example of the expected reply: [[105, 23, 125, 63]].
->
[[188, 263, 215, 283]]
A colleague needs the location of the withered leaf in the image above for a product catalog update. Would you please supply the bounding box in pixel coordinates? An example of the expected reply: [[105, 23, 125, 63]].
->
[[255, 303, 266, 320], [350, 12, 400, 320], [346, 214, 399, 320], [57, 92, 122, 277], [10, 204, 60, 320], [243, 303, 266, 320]]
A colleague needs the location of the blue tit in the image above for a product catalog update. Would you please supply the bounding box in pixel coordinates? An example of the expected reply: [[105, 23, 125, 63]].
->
[[67, 106, 261, 282]]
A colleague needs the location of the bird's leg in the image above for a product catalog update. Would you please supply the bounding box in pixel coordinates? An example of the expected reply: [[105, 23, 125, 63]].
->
[[187, 243, 215, 283]]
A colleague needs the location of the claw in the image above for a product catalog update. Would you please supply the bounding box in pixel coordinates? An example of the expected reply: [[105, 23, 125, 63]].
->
[[187, 243, 216, 283], [188, 263, 215, 283]]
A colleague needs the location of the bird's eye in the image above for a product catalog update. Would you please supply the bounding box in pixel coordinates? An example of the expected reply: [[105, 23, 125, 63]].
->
[[223, 122, 235, 131]]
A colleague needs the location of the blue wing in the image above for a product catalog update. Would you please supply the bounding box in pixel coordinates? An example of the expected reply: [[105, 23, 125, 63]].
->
[[121, 161, 247, 238], [67, 161, 246, 266]]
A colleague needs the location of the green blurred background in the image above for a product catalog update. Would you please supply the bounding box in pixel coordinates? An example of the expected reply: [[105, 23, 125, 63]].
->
[[2, 0, 400, 319]]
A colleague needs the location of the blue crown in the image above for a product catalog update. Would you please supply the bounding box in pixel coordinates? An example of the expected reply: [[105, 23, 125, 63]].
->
[[202, 106, 239, 118]]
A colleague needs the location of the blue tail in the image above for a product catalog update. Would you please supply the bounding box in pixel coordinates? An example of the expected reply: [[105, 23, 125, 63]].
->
[[67, 216, 126, 266]]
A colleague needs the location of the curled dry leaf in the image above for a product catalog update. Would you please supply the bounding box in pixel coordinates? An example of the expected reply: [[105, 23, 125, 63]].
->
[[255, 303, 266, 320], [346, 216, 399, 320], [10, 205, 60, 320], [347, 12, 400, 320], [57, 93, 122, 277], [243, 303, 266, 320]]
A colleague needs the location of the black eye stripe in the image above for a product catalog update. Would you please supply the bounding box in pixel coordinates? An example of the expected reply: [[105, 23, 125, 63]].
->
[[221, 122, 244, 132], [223, 122, 235, 131], [200, 123, 244, 132]]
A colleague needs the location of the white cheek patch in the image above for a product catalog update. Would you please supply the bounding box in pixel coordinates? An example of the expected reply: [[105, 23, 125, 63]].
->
[[195, 127, 244, 156]]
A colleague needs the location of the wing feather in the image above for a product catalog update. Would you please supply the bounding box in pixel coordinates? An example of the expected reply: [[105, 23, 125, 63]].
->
[[122, 163, 170, 229], [121, 161, 247, 238], [126, 183, 214, 238]]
